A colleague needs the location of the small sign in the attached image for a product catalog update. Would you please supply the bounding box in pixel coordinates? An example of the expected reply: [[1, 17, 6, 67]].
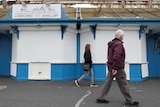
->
[[12, 4, 61, 19]]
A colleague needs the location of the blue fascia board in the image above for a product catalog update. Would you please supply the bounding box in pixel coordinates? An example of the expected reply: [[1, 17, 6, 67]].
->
[[81, 18, 160, 24], [0, 19, 78, 24], [1, 18, 160, 25]]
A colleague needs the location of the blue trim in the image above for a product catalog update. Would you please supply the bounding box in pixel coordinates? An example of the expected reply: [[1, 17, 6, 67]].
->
[[63, 64, 77, 80], [16, 64, 28, 80], [51, 64, 63, 80], [76, 33, 81, 78], [51, 64, 76, 81], [130, 64, 141, 81], [93, 64, 106, 81], [11, 62, 150, 82], [129, 64, 148, 82], [1, 18, 160, 25]]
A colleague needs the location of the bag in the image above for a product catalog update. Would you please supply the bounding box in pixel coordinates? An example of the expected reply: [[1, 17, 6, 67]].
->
[[82, 63, 90, 71]]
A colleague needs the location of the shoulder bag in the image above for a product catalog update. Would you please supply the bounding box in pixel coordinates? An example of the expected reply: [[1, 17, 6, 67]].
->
[[82, 63, 90, 71]]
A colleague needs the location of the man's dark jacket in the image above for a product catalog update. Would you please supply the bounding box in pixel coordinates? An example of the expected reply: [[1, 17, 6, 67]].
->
[[107, 38, 125, 70]]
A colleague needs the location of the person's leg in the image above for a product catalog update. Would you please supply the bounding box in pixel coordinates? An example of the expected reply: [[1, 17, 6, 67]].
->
[[89, 68, 98, 87], [97, 66, 114, 100], [77, 71, 89, 82], [115, 69, 133, 103], [75, 71, 89, 87], [89, 68, 94, 84]]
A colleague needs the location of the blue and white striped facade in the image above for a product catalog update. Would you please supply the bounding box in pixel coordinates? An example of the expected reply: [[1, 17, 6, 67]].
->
[[1, 4, 160, 82], [9, 25, 148, 82]]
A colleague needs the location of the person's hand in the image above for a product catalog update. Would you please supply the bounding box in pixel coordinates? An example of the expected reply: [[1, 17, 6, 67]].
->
[[112, 69, 117, 75]]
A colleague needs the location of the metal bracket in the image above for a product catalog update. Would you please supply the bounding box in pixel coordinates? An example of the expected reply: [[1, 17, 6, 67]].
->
[[90, 25, 97, 40], [11, 26, 19, 40], [61, 25, 67, 40], [139, 25, 147, 39]]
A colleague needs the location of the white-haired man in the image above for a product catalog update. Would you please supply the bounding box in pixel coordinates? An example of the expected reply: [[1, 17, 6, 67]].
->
[[96, 30, 139, 106]]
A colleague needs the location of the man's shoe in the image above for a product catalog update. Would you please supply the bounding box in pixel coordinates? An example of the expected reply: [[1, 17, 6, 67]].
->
[[75, 80, 80, 87], [96, 98, 109, 103], [125, 101, 139, 106]]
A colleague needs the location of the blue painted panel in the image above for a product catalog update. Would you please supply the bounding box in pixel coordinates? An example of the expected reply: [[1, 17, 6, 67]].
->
[[51, 64, 63, 80], [130, 64, 142, 82], [62, 64, 76, 80], [146, 36, 160, 77], [51, 64, 76, 81], [16, 64, 28, 80], [93, 64, 106, 81], [77, 63, 85, 77], [157, 54, 160, 77], [0, 34, 12, 76], [154, 48, 160, 77]]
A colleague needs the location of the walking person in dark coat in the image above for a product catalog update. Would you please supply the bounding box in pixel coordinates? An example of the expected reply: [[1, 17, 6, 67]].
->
[[75, 44, 97, 87], [96, 30, 139, 106]]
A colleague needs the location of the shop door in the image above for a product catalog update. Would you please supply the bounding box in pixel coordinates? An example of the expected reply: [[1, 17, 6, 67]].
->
[[0, 34, 12, 76], [28, 62, 51, 80], [147, 36, 160, 77]]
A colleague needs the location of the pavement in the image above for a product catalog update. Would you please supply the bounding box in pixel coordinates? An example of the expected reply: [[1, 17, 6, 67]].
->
[[0, 77, 160, 107]]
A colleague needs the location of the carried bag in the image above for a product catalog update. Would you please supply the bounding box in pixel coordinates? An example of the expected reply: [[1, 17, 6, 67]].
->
[[82, 63, 90, 71]]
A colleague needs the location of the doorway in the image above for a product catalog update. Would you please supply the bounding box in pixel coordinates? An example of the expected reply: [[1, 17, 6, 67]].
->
[[147, 35, 160, 77], [0, 34, 12, 76]]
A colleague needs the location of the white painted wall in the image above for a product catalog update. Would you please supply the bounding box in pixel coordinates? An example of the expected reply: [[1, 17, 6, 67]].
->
[[80, 25, 142, 64], [80, 25, 148, 80], [10, 63, 17, 77], [95, 30, 114, 63], [80, 31, 94, 63], [11, 25, 77, 79], [10, 24, 148, 80], [140, 33, 148, 77], [11, 26, 77, 63], [63, 31, 77, 63], [123, 30, 139, 63], [17, 30, 61, 62], [11, 33, 18, 76], [11, 33, 18, 62], [140, 33, 147, 63]]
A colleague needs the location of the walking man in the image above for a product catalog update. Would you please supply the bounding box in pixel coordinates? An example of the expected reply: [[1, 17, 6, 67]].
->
[[96, 29, 139, 106]]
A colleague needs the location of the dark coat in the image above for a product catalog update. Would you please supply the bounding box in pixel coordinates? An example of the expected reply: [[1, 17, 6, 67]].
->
[[84, 50, 92, 68], [107, 38, 125, 70]]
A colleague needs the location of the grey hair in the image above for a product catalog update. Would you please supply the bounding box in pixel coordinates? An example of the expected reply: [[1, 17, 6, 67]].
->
[[115, 29, 124, 38]]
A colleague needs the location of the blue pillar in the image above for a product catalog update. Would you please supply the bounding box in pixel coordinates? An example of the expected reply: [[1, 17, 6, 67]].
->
[[76, 33, 81, 78]]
